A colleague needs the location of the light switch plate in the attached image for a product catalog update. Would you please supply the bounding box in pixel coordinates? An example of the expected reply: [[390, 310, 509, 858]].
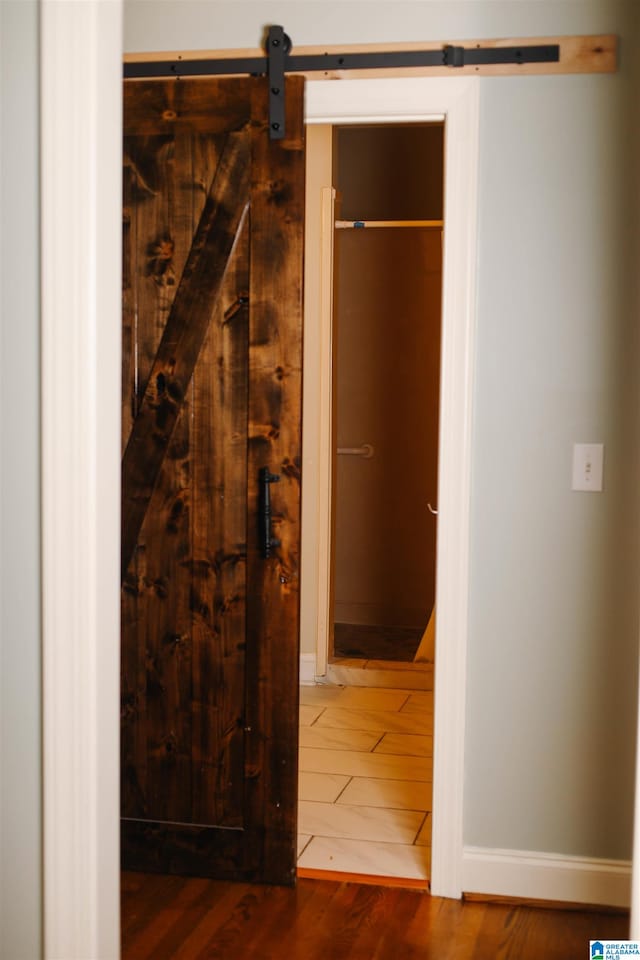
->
[[572, 443, 604, 492]]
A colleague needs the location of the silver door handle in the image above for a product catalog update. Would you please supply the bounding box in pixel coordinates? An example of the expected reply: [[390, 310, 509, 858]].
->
[[337, 443, 374, 459], [427, 502, 438, 516]]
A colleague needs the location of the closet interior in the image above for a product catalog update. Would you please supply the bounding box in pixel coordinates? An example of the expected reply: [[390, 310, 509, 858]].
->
[[331, 123, 444, 666]]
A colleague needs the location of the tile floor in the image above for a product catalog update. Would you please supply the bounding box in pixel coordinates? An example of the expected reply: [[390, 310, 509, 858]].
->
[[297, 683, 433, 881]]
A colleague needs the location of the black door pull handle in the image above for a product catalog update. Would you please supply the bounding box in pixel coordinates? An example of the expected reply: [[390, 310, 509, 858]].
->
[[259, 466, 281, 558]]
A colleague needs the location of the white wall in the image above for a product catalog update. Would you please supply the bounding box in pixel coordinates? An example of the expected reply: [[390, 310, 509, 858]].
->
[[0, 2, 42, 957], [125, 0, 640, 865]]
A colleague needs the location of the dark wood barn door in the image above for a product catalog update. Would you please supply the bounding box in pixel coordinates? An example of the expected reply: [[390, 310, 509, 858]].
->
[[121, 77, 305, 885]]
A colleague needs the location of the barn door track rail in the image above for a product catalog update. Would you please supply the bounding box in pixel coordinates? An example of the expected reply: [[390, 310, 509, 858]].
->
[[124, 29, 616, 140], [124, 25, 561, 140]]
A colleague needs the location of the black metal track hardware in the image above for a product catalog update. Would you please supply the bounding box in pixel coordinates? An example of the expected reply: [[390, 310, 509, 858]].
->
[[124, 28, 561, 140], [267, 25, 289, 140]]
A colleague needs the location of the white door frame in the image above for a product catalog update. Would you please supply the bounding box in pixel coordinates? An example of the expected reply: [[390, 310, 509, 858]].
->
[[304, 78, 479, 899], [41, 1, 123, 957]]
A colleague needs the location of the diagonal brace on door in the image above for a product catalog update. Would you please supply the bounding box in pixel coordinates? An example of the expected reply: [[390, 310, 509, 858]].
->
[[121, 129, 250, 581]]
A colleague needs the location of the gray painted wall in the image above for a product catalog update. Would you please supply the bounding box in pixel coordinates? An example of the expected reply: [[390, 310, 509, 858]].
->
[[468, 65, 639, 858], [0, 2, 42, 958], [124, 0, 640, 861]]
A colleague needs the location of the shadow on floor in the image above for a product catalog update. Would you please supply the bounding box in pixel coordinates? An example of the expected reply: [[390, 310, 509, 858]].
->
[[333, 623, 423, 662]]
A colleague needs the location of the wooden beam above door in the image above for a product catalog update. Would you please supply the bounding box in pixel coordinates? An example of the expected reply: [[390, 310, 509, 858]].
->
[[124, 34, 617, 80]]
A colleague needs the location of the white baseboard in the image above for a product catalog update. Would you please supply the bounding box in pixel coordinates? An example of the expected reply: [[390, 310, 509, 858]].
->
[[462, 846, 631, 908], [299, 653, 317, 686]]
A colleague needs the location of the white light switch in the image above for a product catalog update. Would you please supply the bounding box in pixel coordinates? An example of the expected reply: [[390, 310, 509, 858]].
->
[[572, 443, 604, 492]]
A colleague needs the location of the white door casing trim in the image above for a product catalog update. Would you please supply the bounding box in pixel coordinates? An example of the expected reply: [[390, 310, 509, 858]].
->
[[304, 77, 480, 899], [41, 2, 122, 957]]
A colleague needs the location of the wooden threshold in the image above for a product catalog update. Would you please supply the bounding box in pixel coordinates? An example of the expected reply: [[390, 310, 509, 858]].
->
[[298, 867, 430, 890], [124, 35, 617, 79], [325, 657, 433, 690], [463, 891, 630, 915]]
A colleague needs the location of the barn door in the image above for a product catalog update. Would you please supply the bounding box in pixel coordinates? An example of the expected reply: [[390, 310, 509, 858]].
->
[[121, 76, 305, 885]]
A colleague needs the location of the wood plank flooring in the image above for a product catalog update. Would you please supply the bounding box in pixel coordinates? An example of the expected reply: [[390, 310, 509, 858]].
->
[[298, 683, 432, 879], [121, 871, 629, 959]]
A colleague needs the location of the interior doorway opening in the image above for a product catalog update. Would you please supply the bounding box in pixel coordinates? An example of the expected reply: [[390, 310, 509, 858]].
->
[[297, 121, 445, 884], [331, 124, 444, 668]]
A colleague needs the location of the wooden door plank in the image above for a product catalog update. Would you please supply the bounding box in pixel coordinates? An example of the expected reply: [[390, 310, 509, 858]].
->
[[133, 393, 193, 822], [121, 138, 146, 817], [122, 132, 211, 820], [121, 128, 250, 580], [243, 75, 305, 884], [122, 135, 186, 447], [123, 79, 254, 135], [135, 131, 198, 823], [121, 820, 251, 879], [122, 134, 181, 819], [189, 169, 250, 828]]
